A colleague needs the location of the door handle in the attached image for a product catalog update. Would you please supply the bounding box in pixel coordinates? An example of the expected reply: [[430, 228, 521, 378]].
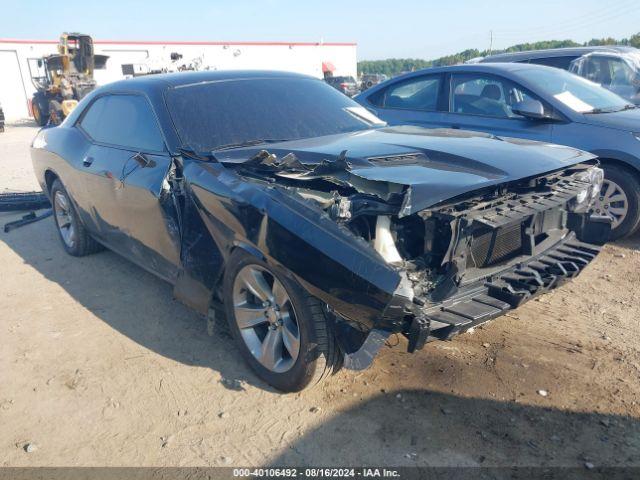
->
[[82, 156, 94, 167], [451, 125, 461, 130]]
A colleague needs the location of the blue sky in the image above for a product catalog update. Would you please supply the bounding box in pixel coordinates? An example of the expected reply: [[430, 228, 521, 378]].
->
[[4, 0, 640, 60]]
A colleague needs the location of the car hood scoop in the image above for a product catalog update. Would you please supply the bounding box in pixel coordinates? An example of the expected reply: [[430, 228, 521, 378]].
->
[[218, 125, 596, 216], [367, 153, 425, 166]]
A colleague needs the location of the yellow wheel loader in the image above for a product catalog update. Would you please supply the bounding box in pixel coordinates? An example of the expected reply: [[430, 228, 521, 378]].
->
[[28, 33, 108, 126]]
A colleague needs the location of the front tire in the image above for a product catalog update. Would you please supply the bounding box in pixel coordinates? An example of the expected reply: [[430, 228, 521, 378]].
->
[[50, 179, 103, 256], [594, 165, 640, 240], [222, 250, 341, 392]]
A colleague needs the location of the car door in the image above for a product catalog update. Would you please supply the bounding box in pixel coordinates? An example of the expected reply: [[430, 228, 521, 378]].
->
[[75, 93, 181, 281], [443, 72, 554, 142], [362, 73, 450, 128]]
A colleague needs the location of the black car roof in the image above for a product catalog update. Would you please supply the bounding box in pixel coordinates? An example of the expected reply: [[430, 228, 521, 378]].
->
[[99, 70, 318, 94], [480, 45, 638, 63]]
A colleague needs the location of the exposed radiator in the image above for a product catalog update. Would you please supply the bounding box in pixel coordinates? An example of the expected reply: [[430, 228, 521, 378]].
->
[[468, 223, 523, 268]]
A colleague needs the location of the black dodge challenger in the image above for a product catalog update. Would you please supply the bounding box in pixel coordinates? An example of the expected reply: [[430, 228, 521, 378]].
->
[[31, 71, 610, 391]]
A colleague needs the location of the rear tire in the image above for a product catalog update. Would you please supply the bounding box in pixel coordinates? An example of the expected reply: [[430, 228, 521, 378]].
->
[[50, 179, 103, 256], [596, 165, 640, 240], [222, 250, 341, 392]]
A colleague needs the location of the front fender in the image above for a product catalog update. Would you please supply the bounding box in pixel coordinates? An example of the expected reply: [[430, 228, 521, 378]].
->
[[590, 149, 640, 172], [175, 160, 405, 331]]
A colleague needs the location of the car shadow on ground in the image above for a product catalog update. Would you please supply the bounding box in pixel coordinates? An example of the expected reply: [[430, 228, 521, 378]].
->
[[0, 211, 273, 392], [268, 388, 640, 472], [613, 227, 640, 250]]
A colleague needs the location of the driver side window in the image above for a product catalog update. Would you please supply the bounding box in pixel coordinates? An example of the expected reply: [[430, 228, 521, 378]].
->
[[79, 94, 165, 152], [450, 74, 545, 119]]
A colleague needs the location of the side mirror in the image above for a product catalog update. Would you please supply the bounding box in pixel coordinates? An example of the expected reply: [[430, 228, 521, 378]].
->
[[132, 152, 155, 168], [511, 99, 549, 120]]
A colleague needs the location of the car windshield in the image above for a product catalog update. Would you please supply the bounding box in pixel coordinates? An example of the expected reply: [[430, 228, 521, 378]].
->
[[518, 67, 631, 113], [166, 77, 383, 152]]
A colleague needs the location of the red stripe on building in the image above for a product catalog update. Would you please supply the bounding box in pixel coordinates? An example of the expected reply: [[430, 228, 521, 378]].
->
[[0, 38, 356, 46]]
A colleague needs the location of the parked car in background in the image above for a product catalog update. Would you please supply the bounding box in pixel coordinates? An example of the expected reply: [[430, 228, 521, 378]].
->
[[325, 75, 359, 96], [360, 73, 388, 91], [31, 71, 608, 391], [356, 63, 640, 239], [479, 46, 640, 104]]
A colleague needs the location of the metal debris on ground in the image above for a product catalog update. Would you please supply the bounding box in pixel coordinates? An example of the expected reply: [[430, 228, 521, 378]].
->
[[0, 191, 50, 212], [4, 209, 53, 233], [23, 443, 37, 453]]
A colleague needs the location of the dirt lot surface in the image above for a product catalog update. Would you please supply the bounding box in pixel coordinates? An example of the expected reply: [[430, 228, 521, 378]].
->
[[1, 122, 640, 468]]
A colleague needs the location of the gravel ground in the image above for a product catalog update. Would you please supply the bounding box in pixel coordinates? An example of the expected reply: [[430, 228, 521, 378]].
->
[[1, 122, 639, 468]]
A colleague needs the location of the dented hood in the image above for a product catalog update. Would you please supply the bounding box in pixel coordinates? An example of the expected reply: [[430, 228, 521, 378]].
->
[[218, 125, 596, 215]]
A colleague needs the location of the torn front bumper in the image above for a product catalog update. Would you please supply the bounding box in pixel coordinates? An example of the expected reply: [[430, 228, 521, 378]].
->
[[417, 234, 601, 345], [344, 215, 609, 370], [402, 210, 612, 352]]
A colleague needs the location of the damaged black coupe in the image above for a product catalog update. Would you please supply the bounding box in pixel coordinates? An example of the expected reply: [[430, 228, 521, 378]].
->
[[31, 71, 610, 391]]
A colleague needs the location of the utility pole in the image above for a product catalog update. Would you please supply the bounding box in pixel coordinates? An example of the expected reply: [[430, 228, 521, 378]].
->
[[489, 30, 493, 55]]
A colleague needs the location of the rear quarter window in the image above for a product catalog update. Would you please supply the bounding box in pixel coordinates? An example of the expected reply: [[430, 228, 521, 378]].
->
[[373, 75, 442, 111]]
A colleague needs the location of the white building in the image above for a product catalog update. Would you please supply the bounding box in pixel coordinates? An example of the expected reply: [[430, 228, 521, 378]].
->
[[0, 38, 357, 121]]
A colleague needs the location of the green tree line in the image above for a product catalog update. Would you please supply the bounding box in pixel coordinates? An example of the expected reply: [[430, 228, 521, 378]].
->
[[358, 33, 640, 77]]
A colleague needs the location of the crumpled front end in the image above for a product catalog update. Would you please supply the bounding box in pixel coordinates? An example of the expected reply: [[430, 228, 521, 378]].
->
[[218, 149, 610, 370], [393, 165, 606, 332], [351, 164, 609, 368]]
